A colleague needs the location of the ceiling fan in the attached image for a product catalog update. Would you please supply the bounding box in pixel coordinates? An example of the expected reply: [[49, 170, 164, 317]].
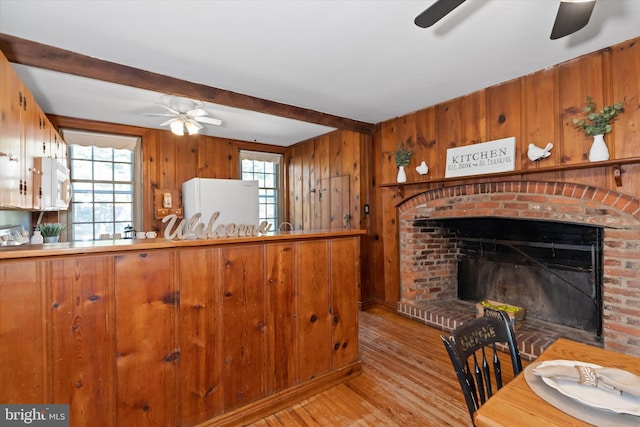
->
[[414, 0, 596, 40], [143, 95, 222, 136]]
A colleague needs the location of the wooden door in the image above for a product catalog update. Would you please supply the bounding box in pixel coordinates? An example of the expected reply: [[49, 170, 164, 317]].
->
[[0, 51, 22, 207], [37, 109, 52, 158], [21, 89, 38, 209], [314, 175, 351, 229], [52, 129, 66, 161], [32, 107, 52, 210]]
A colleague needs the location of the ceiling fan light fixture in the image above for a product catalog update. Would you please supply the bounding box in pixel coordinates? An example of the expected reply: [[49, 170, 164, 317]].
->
[[144, 95, 223, 135], [170, 119, 184, 136], [185, 120, 200, 135]]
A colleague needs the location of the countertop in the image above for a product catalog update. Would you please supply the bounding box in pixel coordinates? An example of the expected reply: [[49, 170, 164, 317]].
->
[[0, 229, 366, 260]]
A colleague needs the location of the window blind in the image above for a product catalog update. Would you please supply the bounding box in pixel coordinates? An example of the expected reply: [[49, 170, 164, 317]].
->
[[61, 129, 139, 151], [239, 150, 282, 164]]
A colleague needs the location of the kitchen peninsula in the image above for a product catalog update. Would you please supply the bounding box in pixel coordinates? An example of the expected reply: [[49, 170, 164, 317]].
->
[[0, 229, 364, 427]]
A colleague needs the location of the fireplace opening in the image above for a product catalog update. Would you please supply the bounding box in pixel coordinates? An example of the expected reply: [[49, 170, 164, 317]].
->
[[415, 217, 603, 337]]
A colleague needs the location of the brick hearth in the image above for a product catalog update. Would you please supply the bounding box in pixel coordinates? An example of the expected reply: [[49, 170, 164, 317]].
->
[[397, 300, 600, 361], [397, 181, 640, 358]]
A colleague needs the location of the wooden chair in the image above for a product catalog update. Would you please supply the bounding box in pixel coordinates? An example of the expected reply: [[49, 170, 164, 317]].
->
[[441, 309, 522, 425]]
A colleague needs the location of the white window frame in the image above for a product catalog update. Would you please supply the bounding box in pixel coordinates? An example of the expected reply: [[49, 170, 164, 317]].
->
[[62, 129, 141, 241], [239, 150, 282, 230]]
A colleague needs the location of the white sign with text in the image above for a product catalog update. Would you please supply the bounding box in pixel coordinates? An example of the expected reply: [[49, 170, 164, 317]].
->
[[445, 136, 516, 178]]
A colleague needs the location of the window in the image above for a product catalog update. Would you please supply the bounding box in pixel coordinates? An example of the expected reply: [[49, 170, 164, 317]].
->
[[63, 130, 140, 241], [239, 150, 282, 229]]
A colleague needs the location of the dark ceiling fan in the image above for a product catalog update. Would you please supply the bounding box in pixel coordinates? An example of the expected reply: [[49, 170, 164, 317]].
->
[[414, 0, 596, 40]]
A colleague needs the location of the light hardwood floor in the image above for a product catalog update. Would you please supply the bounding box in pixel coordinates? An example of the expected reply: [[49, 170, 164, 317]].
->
[[248, 307, 526, 426]]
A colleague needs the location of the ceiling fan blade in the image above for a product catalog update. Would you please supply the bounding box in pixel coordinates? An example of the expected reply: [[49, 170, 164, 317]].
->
[[414, 0, 466, 28], [187, 108, 208, 117], [158, 103, 182, 115], [159, 118, 178, 127], [142, 113, 175, 117], [550, 0, 596, 40], [194, 116, 223, 126]]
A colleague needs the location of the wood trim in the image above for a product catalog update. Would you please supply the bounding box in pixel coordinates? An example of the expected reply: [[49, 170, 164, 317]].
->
[[379, 156, 640, 188], [0, 33, 375, 135], [48, 115, 150, 137], [198, 361, 362, 427], [359, 297, 396, 312]]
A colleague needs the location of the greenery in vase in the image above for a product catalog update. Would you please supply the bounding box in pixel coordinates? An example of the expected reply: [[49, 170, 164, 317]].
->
[[38, 223, 66, 237], [573, 96, 623, 136], [392, 142, 413, 167]]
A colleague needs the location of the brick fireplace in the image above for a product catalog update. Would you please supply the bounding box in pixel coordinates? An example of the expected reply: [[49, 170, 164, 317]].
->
[[396, 181, 640, 359]]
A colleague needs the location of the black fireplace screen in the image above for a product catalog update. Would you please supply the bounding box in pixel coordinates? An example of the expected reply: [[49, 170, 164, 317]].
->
[[417, 217, 603, 336]]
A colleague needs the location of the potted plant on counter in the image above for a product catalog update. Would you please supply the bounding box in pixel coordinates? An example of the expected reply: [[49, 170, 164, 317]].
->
[[39, 223, 66, 243], [573, 96, 623, 162]]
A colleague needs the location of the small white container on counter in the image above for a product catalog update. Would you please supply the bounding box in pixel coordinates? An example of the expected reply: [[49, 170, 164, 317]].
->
[[31, 230, 44, 244]]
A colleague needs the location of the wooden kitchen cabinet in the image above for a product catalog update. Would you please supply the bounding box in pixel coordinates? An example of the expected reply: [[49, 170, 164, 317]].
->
[[0, 232, 362, 427], [52, 129, 67, 161], [21, 88, 39, 209], [0, 49, 66, 209], [0, 50, 23, 208]]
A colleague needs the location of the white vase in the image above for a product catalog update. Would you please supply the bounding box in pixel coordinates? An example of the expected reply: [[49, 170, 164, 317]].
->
[[397, 165, 407, 183], [589, 134, 610, 162]]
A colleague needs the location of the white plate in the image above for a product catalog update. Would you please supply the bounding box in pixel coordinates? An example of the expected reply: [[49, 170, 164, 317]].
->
[[538, 359, 640, 416]]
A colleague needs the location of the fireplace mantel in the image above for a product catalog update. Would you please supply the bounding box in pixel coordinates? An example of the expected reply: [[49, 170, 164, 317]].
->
[[380, 157, 640, 188]]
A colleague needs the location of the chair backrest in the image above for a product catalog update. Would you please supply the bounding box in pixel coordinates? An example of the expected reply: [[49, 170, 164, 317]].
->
[[441, 309, 522, 425]]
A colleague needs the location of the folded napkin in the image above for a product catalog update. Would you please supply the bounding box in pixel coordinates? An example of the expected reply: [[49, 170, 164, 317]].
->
[[533, 364, 640, 397]]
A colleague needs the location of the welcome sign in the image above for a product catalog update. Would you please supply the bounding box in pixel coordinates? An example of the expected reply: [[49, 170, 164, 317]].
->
[[445, 137, 516, 178]]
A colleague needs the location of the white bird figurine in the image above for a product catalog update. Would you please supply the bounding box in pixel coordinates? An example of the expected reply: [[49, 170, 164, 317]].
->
[[416, 161, 429, 175], [527, 142, 553, 161]]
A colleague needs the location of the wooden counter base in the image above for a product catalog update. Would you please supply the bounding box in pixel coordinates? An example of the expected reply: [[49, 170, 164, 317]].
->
[[0, 230, 363, 427], [200, 362, 362, 427]]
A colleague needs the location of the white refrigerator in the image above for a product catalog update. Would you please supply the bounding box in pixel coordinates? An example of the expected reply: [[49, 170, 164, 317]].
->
[[182, 178, 259, 227]]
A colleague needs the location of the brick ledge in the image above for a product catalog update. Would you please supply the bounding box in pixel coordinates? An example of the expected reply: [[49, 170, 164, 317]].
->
[[397, 300, 603, 361]]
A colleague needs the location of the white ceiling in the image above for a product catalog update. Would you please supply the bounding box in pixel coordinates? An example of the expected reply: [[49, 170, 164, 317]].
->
[[1, 0, 640, 147]]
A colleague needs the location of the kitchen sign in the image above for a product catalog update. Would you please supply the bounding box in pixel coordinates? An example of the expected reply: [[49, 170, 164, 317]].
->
[[445, 136, 516, 178]]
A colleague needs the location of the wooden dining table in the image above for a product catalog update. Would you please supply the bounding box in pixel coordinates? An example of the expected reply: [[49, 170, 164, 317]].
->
[[473, 337, 640, 427]]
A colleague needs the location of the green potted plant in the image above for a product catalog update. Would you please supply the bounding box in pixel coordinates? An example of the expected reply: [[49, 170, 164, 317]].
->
[[38, 223, 66, 243], [573, 96, 623, 162], [392, 142, 413, 183]]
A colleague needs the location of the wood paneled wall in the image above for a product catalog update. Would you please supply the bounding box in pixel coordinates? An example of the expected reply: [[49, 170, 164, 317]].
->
[[51, 35, 640, 311], [370, 36, 640, 307], [286, 130, 370, 231], [49, 116, 287, 234], [285, 129, 377, 306]]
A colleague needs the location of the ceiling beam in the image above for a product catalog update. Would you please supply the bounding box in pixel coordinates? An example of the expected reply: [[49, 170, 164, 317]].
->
[[0, 33, 375, 135]]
